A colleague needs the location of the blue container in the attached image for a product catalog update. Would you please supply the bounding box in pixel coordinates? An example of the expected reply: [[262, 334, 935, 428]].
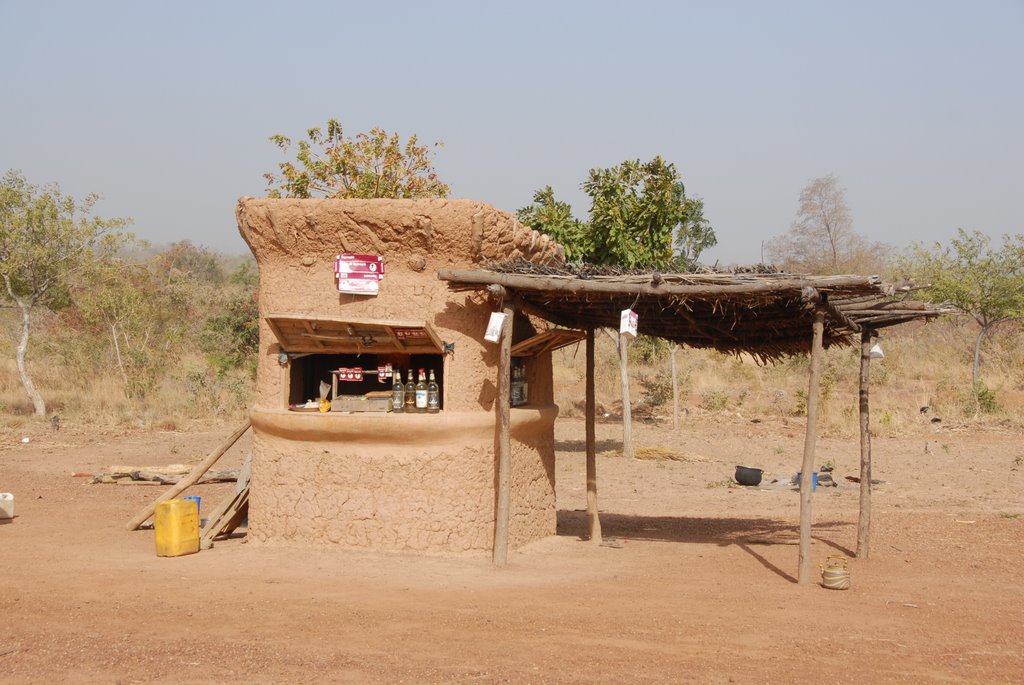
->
[[183, 495, 201, 516], [795, 472, 818, 491]]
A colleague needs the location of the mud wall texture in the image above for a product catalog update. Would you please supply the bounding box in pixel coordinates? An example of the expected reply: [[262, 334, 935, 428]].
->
[[247, 408, 556, 553], [236, 198, 562, 553], [237, 198, 560, 413]]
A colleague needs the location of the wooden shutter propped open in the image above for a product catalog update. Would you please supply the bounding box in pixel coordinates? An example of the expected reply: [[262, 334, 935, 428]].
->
[[265, 313, 443, 355], [511, 329, 586, 358]]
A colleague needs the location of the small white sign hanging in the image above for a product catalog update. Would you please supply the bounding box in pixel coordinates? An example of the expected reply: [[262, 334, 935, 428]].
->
[[870, 343, 885, 359], [484, 312, 507, 343], [620, 308, 638, 340]]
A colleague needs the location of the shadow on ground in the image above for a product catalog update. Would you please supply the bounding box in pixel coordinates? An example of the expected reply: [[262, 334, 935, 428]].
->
[[557, 509, 855, 583]]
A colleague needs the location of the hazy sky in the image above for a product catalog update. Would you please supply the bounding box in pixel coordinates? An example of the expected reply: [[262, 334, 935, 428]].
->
[[2, 1, 1021, 265]]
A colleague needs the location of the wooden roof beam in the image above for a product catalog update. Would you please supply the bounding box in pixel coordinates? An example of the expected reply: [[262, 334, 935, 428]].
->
[[440, 269, 883, 298]]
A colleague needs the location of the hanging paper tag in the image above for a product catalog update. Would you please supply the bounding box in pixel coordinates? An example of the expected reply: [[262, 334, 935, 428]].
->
[[870, 343, 884, 359], [484, 312, 506, 343], [620, 308, 638, 340]]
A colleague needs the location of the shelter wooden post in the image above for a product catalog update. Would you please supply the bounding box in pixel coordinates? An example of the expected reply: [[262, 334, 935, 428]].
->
[[671, 344, 680, 431], [857, 330, 875, 558], [493, 303, 514, 567], [618, 333, 635, 459], [798, 310, 825, 584], [586, 327, 602, 543]]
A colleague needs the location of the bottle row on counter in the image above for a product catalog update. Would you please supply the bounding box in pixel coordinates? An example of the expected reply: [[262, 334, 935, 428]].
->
[[291, 364, 530, 414], [391, 368, 440, 413], [387, 365, 529, 413]]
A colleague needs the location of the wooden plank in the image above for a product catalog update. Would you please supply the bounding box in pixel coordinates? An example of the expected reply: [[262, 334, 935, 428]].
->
[[857, 330, 874, 558], [265, 314, 443, 354], [200, 453, 252, 550], [267, 313, 431, 328], [199, 488, 248, 550], [586, 327, 602, 543], [493, 303, 514, 567], [797, 310, 825, 584], [421, 322, 445, 353], [439, 269, 883, 298], [125, 421, 250, 531], [234, 452, 252, 495], [510, 329, 586, 358], [382, 325, 407, 350], [300, 320, 327, 349]]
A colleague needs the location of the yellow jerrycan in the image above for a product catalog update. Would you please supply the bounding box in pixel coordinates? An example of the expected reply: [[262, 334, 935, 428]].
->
[[154, 498, 200, 557], [821, 555, 851, 590]]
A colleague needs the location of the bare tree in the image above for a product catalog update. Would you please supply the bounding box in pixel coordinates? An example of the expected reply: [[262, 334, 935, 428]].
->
[[766, 174, 885, 274]]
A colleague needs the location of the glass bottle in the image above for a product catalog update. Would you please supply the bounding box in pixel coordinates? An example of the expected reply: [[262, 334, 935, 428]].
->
[[427, 369, 440, 413], [415, 368, 428, 412], [510, 365, 522, 406], [391, 369, 405, 413], [404, 370, 416, 412]]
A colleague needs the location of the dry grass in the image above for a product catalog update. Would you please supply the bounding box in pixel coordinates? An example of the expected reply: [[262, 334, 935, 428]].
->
[[552, 319, 1024, 437], [632, 446, 710, 462], [0, 350, 250, 432], [3, 315, 1022, 434]]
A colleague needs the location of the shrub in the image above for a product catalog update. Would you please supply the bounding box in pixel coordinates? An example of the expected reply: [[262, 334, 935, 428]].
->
[[638, 373, 674, 410], [973, 382, 1001, 415], [699, 389, 731, 411]]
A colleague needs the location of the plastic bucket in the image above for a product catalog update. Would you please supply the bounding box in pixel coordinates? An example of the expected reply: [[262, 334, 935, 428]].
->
[[796, 472, 818, 491], [183, 496, 201, 517], [735, 466, 763, 486]]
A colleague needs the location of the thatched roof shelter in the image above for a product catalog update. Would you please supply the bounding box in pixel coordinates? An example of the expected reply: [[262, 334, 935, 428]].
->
[[440, 260, 952, 581], [440, 262, 946, 362]]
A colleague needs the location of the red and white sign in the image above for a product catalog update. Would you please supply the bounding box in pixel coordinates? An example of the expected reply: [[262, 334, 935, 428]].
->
[[335, 254, 385, 295]]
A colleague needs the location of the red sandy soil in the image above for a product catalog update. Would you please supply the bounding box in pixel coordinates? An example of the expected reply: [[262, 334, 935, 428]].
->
[[1, 413, 1022, 684]]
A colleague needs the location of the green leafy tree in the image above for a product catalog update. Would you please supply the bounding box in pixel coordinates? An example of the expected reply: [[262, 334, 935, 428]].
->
[[585, 156, 715, 269], [515, 186, 591, 261], [899, 229, 1024, 394], [264, 119, 450, 199], [0, 170, 130, 415], [517, 156, 715, 269]]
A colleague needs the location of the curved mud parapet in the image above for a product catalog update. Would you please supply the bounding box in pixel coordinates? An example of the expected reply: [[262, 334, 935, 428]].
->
[[236, 198, 562, 554], [236, 198, 563, 268]]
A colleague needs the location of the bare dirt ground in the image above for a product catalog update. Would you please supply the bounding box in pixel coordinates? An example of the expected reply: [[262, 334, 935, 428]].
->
[[2, 413, 1022, 684]]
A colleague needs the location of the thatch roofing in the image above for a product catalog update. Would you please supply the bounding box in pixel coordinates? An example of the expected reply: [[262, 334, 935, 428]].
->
[[439, 262, 952, 362]]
